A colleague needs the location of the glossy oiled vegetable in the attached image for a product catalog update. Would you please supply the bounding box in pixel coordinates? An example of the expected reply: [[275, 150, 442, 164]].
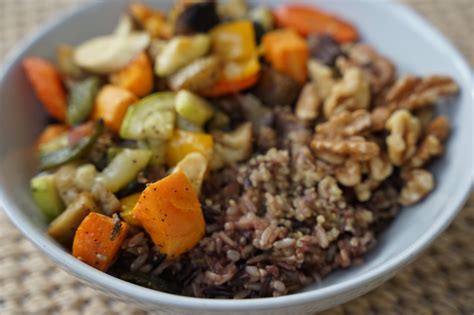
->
[[262, 28, 309, 84], [132, 171, 205, 258], [166, 130, 213, 166], [74, 32, 151, 74], [67, 77, 100, 125], [35, 124, 69, 149], [48, 192, 99, 246], [155, 34, 211, 76], [39, 120, 103, 171], [201, 72, 260, 97], [210, 20, 256, 61], [119, 193, 141, 226], [110, 52, 153, 97], [96, 148, 152, 193], [31, 174, 64, 220], [73, 212, 129, 271], [273, 4, 358, 43], [120, 92, 176, 140], [168, 56, 220, 92], [23, 57, 67, 121], [174, 1, 220, 35], [175, 90, 214, 126], [172, 152, 208, 194], [92, 85, 138, 133]]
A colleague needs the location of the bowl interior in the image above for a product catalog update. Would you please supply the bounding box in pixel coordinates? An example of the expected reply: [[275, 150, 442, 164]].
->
[[0, 0, 472, 313]]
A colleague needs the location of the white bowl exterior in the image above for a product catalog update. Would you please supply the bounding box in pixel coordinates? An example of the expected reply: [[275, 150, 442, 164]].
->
[[0, 0, 472, 314]]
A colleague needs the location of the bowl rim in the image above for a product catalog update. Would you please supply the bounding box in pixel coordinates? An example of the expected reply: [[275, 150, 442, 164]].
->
[[1, 0, 473, 311]]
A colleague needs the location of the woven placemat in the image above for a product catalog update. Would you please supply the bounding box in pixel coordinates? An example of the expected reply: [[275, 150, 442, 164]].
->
[[0, 0, 472, 314]]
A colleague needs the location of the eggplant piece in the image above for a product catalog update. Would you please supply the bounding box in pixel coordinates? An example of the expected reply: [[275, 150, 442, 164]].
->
[[175, 1, 220, 35], [252, 66, 301, 107], [307, 34, 343, 66]]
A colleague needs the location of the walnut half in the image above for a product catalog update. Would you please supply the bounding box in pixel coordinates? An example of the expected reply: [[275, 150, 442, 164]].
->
[[311, 136, 380, 161], [385, 109, 421, 166], [399, 169, 434, 205]]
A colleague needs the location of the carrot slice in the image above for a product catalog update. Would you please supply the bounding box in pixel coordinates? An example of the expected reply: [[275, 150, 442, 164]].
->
[[200, 72, 260, 97], [23, 57, 68, 121], [262, 29, 309, 84], [72, 212, 129, 271], [110, 52, 153, 97], [273, 4, 359, 43], [35, 124, 69, 148], [92, 85, 138, 133], [132, 171, 205, 258]]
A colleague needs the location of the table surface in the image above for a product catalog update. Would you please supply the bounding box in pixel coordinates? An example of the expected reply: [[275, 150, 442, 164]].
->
[[0, 0, 473, 314]]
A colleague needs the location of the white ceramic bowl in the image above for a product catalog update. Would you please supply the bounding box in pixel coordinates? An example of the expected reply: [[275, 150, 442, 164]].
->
[[0, 0, 472, 314]]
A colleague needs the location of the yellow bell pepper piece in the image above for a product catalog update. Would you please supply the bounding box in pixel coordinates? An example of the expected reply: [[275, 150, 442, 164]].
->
[[119, 193, 141, 226], [166, 130, 213, 166], [211, 20, 256, 61], [222, 53, 260, 81]]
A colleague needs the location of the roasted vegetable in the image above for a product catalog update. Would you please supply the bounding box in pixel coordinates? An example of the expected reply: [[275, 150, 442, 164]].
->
[[211, 20, 256, 61], [174, 1, 219, 35], [132, 171, 205, 258], [23, 57, 67, 121], [262, 28, 309, 84], [168, 56, 220, 92], [92, 85, 138, 133], [119, 193, 141, 226], [217, 0, 248, 20], [35, 124, 69, 150], [252, 65, 300, 106], [110, 52, 153, 97], [120, 92, 176, 140], [249, 6, 274, 32], [201, 72, 260, 97], [307, 34, 343, 66], [96, 148, 152, 193], [48, 192, 99, 246], [116, 271, 177, 293], [56, 45, 84, 79], [210, 122, 252, 170], [67, 77, 100, 125], [129, 3, 171, 39], [74, 32, 151, 74], [273, 4, 359, 43], [72, 212, 129, 271], [166, 130, 213, 166], [39, 120, 103, 171], [172, 152, 208, 194], [75, 163, 98, 191], [155, 34, 211, 76], [175, 90, 214, 126], [31, 174, 65, 220]]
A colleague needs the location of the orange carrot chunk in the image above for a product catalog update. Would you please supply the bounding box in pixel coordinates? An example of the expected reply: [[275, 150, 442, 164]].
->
[[23, 57, 68, 121], [92, 85, 138, 133], [110, 52, 153, 97], [262, 29, 309, 84], [72, 212, 129, 271], [35, 124, 69, 148], [132, 171, 205, 258], [273, 4, 359, 43]]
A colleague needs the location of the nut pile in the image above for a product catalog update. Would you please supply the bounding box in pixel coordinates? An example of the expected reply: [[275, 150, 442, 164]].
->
[[303, 44, 458, 206]]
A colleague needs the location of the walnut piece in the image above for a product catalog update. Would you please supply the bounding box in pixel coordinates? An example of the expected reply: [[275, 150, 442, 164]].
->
[[307, 60, 335, 100], [427, 116, 450, 142], [399, 168, 434, 205], [210, 123, 252, 170], [354, 179, 380, 202], [385, 109, 421, 166], [371, 76, 458, 130], [369, 153, 393, 181], [323, 67, 370, 118], [295, 83, 321, 121], [337, 43, 396, 95], [335, 159, 361, 186], [415, 107, 434, 131], [316, 109, 372, 137], [407, 134, 443, 168], [311, 136, 380, 161]]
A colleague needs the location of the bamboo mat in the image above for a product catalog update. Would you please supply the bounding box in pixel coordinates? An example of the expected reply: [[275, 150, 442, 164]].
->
[[0, 0, 473, 314]]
